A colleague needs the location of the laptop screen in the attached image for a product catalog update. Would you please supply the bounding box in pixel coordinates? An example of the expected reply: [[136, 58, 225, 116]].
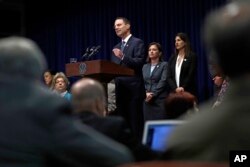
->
[[142, 120, 184, 152]]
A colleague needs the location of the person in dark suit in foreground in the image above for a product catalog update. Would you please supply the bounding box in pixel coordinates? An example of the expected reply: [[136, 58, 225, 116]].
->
[[162, 1, 250, 161], [111, 17, 146, 140], [142, 42, 169, 121], [71, 78, 159, 161], [0, 36, 133, 167]]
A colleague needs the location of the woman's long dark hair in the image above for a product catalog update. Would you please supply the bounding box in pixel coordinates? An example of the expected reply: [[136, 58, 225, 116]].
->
[[175, 32, 192, 57]]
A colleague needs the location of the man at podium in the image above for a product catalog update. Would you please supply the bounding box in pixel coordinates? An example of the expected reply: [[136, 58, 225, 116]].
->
[[111, 17, 146, 140]]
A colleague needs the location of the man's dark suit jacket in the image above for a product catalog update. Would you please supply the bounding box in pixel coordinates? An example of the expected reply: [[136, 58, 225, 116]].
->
[[112, 36, 146, 94], [112, 36, 145, 77], [166, 52, 197, 96], [78, 111, 159, 161], [0, 79, 132, 167], [79, 111, 134, 144]]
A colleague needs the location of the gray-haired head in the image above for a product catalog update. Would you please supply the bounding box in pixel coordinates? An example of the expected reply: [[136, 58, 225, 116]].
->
[[204, 1, 250, 78], [0, 36, 47, 81]]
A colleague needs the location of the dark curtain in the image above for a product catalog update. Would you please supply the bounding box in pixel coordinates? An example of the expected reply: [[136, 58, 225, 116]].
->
[[25, 0, 227, 103]]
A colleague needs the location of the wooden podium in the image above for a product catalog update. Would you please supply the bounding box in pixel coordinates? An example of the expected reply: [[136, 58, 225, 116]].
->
[[65, 60, 134, 83]]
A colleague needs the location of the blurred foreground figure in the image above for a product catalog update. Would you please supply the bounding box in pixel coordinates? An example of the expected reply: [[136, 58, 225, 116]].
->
[[0, 37, 133, 166]]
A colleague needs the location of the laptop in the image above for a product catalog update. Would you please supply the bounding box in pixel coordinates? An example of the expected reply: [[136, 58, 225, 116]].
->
[[142, 120, 185, 152]]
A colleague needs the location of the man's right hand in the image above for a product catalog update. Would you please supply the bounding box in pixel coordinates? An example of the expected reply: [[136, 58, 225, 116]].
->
[[112, 48, 123, 59]]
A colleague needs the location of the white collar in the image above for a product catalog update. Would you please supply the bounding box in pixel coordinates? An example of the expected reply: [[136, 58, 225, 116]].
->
[[122, 34, 132, 43], [60, 90, 68, 97]]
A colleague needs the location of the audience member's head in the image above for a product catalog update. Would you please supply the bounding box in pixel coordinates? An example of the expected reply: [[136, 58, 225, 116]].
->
[[71, 78, 106, 116], [165, 91, 197, 119], [52, 72, 70, 93], [204, 1, 250, 78], [43, 69, 55, 88], [0, 36, 46, 81]]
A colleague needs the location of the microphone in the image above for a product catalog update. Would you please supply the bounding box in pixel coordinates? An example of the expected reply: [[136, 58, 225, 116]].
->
[[90, 46, 96, 52], [94, 45, 101, 52], [81, 47, 90, 59], [88, 45, 101, 59], [81, 46, 96, 60]]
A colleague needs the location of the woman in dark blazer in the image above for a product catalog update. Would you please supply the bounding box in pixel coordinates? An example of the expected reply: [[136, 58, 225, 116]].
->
[[142, 42, 169, 121], [167, 33, 197, 96]]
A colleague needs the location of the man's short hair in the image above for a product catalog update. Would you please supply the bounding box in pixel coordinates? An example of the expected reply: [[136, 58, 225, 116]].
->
[[115, 17, 131, 25], [73, 78, 105, 102]]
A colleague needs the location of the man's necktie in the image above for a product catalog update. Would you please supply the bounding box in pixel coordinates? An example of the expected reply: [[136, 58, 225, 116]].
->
[[121, 41, 126, 52]]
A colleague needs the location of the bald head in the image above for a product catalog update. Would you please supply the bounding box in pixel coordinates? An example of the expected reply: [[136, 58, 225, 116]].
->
[[204, 1, 250, 78], [0, 36, 46, 80], [71, 78, 106, 115]]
